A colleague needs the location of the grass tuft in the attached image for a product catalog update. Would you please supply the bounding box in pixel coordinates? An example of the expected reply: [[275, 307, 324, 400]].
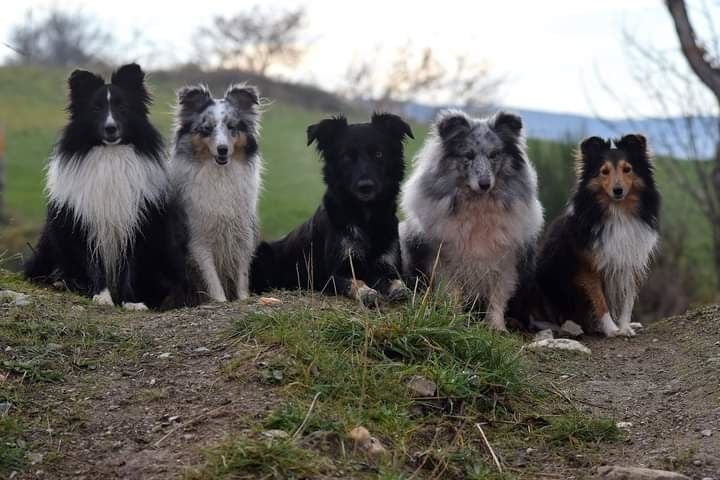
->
[[0, 417, 26, 476], [543, 411, 623, 445], [186, 437, 330, 480]]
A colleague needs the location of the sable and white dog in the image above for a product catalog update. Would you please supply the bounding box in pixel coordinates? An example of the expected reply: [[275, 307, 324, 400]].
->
[[400, 110, 543, 330], [170, 84, 262, 302]]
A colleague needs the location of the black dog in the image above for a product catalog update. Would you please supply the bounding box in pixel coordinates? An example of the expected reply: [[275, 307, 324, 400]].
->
[[25, 64, 184, 310], [250, 113, 413, 305]]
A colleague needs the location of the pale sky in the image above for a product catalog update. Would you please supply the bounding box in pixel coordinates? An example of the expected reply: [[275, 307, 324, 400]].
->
[[0, 0, 712, 119]]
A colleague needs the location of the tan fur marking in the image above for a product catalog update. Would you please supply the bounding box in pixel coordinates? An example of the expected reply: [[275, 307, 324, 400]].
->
[[191, 134, 213, 161], [575, 253, 609, 320], [232, 132, 248, 161]]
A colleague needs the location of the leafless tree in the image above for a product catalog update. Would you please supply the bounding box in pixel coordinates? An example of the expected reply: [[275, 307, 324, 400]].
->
[[342, 44, 500, 112], [195, 6, 307, 76], [5, 8, 113, 67], [598, 0, 720, 287]]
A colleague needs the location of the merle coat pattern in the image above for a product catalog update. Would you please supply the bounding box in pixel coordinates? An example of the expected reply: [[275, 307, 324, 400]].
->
[[400, 110, 544, 330], [250, 113, 413, 305], [25, 64, 183, 310]]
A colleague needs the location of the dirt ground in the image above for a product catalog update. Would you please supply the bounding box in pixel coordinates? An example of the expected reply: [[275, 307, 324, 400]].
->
[[4, 294, 720, 479]]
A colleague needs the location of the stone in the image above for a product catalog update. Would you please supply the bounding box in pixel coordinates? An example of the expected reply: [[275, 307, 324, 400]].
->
[[597, 466, 690, 479], [701, 429, 713, 437], [616, 421, 633, 429], [407, 375, 437, 397], [193, 347, 210, 353], [533, 329, 554, 341], [0, 290, 31, 306], [527, 338, 591, 355], [157, 353, 171, 359], [257, 296, 283, 306], [0, 402, 12, 414], [560, 320, 584, 337], [262, 429, 289, 440]]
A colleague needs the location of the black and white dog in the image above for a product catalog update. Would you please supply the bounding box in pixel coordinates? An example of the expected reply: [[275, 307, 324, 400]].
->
[[170, 84, 262, 303], [25, 64, 181, 310], [250, 113, 413, 306], [400, 110, 544, 330]]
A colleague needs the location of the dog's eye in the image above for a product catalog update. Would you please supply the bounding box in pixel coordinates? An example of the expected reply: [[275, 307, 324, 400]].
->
[[601, 167, 611, 176], [622, 165, 632, 174], [375, 150, 383, 159], [465, 151, 476, 160], [197, 126, 213, 137]]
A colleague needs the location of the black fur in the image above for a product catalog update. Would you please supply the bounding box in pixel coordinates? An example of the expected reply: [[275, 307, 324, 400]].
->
[[24, 63, 185, 309], [250, 113, 413, 302], [534, 134, 660, 328]]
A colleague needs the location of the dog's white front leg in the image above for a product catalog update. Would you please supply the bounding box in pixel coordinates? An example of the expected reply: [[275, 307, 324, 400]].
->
[[192, 244, 227, 302], [92, 287, 114, 306], [616, 283, 638, 337], [486, 268, 515, 332], [235, 253, 251, 301]]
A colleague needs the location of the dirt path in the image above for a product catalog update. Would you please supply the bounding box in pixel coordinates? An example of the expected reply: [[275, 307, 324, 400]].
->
[[536, 305, 720, 479], [10, 301, 280, 479], [4, 286, 719, 479]]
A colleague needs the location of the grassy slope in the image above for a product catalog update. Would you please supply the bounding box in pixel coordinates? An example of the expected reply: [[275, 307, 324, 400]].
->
[[0, 65, 715, 294]]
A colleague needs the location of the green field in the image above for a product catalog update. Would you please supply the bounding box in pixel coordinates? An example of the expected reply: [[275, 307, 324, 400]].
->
[[0, 65, 716, 298]]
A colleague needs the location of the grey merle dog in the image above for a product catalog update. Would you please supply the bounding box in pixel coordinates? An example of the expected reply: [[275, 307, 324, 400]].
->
[[170, 83, 262, 303], [400, 110, 543, 330]]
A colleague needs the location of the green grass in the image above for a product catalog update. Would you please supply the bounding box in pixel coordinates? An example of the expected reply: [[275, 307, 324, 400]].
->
[[542, 411, 622, 446], [0, 416, 26, 477]]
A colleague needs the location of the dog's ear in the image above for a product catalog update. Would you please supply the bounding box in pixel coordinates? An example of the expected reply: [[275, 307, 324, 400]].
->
[[436, 110, 471, 140], [492, 111, 523, 137], [68, 69, 105, 102], [225, 84, 259, 111], [177, 85, 212, 114], [111, 63, 146, 90], [616, 133, 648, 156], [580, 136, 609, 158], [307, 116, 348, 147], [371, 112, 414, 141]]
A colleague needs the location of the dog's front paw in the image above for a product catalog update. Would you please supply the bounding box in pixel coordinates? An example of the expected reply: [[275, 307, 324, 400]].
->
[[358, 286, 380, 308], [598, 313, 620, 337], [486, 315, 508, 332], [617, 325, 637, 337], [122, 302, 148, 311], [629, 322, 644, 330], [387, 280, 411, 303], [92, 289, 113, 306]]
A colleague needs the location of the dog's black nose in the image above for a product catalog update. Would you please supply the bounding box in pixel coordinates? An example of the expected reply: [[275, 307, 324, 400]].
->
[[105, 125, 118, 135], [217, 145, 229, 156], [356, 179, 376, 194], [478, 180, 492, 191], [613, 187, 624, 197]]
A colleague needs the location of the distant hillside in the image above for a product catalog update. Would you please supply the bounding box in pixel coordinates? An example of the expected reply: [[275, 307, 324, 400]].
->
[[404, 103, 718, 158]]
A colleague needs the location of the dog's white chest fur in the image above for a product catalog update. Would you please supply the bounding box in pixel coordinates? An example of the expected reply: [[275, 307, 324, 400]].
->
[[593, 206, 658, 317], [46, 145, 167, 273], [593, 206, 658, 275], [173, 158, 261, 280]]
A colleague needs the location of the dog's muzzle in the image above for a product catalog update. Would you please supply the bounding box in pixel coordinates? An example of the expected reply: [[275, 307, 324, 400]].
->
[[354, 179, 377, 201]]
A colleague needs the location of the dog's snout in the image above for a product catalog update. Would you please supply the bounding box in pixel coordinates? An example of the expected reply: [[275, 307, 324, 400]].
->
[[356, 179, 375, 193], [613, 186, 624, 197], [104, 125, 118, 135], [217, 145, 229, 157], [478, 179, 492, 192]]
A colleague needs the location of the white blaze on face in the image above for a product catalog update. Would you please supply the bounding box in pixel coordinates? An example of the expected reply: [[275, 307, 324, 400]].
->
[[211, 101, 231, 156], [105, 89, 116, 130]]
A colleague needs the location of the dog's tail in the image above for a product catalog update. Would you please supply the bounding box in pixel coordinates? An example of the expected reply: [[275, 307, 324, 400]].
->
[[249, 241, 275, 294]]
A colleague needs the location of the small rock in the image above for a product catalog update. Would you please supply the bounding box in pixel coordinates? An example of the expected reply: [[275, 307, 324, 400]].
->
[[193, 347, 210, 353], [527, 338, 591, 355], [0, 290, 32, 306], [168, 416, 180, 423], [28, 452, 44, 465], [692, 460, 702, 467], [0, 402, 12, 414], [701, 429, 713, 437], [560, 374, 570, 380], [257, 296, 283, 306], [407, 375, 437, 397], [348, 426, 370, 443], [597, 466, 690, 479], [262, 429, 290, 440], [560, 320, 584, 337], [182, 434, 195, 440], [157, 353, 171, 359], [534, 329, 554, 341], [616, 421, 633, 429]]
